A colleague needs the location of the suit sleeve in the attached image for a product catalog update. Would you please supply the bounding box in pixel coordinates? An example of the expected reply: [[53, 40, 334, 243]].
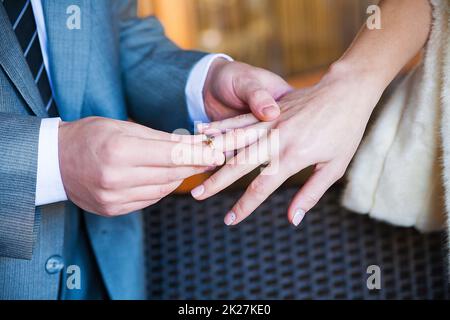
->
[[114, 0, 208, 133], [0, 112, 41, 260]]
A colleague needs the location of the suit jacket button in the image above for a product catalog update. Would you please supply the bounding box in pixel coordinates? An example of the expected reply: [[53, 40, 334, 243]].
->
[[45, 255, 65, 274]]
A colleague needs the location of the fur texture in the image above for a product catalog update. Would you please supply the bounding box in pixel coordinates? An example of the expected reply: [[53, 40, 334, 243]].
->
[[439, 0, 450, 271], [342, 0, 450, 255]]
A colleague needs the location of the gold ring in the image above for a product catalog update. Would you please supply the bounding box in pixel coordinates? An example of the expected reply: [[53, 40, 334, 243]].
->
[[204, 135, 216, 150]]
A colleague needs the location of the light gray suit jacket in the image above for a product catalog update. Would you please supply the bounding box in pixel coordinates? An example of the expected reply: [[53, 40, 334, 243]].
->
[[0, 0, 206, 299]]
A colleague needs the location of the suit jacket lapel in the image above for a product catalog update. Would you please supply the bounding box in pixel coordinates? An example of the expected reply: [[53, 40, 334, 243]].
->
[[0, 4, 47, 117], [42, 0, 91, 121]]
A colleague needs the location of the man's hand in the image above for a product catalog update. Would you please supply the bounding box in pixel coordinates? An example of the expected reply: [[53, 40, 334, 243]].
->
[[193, 63, 384, 226], [201, 59, 292, 123], [59, 117, 225, 217]]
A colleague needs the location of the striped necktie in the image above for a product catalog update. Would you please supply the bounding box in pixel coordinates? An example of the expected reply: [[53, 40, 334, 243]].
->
[[2, 0, 59, 116]]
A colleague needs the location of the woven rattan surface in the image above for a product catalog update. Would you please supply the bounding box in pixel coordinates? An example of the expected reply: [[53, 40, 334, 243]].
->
[[145, 187, 449, 299]]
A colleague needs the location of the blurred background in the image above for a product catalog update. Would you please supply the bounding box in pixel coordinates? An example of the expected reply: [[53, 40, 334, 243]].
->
[[137, 0, 375, 87]]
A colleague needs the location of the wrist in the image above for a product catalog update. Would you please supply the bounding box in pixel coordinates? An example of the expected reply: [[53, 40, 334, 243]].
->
[[57, 120, 75, 191], [58, 120, 68, 130], [329, 59, 389, 89], [325, 60, 388, 109], [58, 121, 69, 149]]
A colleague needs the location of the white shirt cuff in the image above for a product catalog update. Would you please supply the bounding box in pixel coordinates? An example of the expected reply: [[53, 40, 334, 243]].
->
[[35, 118, 68, 206], [185, 53, 233, 126]]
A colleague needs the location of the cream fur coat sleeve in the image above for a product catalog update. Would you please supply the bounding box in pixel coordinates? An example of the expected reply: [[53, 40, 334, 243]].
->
[[342, 0, 450, 236]]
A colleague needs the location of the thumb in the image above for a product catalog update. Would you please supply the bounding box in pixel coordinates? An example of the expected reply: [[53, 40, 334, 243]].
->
[[288, 165, 344, 227], [235, 79, 281, 121]]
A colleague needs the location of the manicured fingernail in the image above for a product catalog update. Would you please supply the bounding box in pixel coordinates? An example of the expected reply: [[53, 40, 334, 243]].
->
[[191, 185, 205, 199], [224, 211, 236, 226], [262, 105, 279, 118], [292, 209, 305, 227]]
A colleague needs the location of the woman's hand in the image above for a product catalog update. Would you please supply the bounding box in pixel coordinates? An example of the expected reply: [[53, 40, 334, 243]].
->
[[192, 63, 385, 226], [193, 0, 432, 227]]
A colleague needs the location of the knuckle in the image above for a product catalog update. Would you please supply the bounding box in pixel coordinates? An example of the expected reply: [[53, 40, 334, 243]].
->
[[281, 156, 300, 175], [98, 169, 118, 189], [233, 74, 246, 89], [164, 174, 176, 184], [204, 174, 221, 194], [247, 67, 264, 79], [157, 172, 172, 185], [302, 193, 321, 207], [100, 140, 117, 164], [101, 137, 126, 164], [156, 185, 173, 198], [249, 179, 266, 197], [233, 201, 246, 218], [94, 190, 113, 207], [204, 174, 219, 190], [249, 89, 265, 102], [282, 147, 309, 173]]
